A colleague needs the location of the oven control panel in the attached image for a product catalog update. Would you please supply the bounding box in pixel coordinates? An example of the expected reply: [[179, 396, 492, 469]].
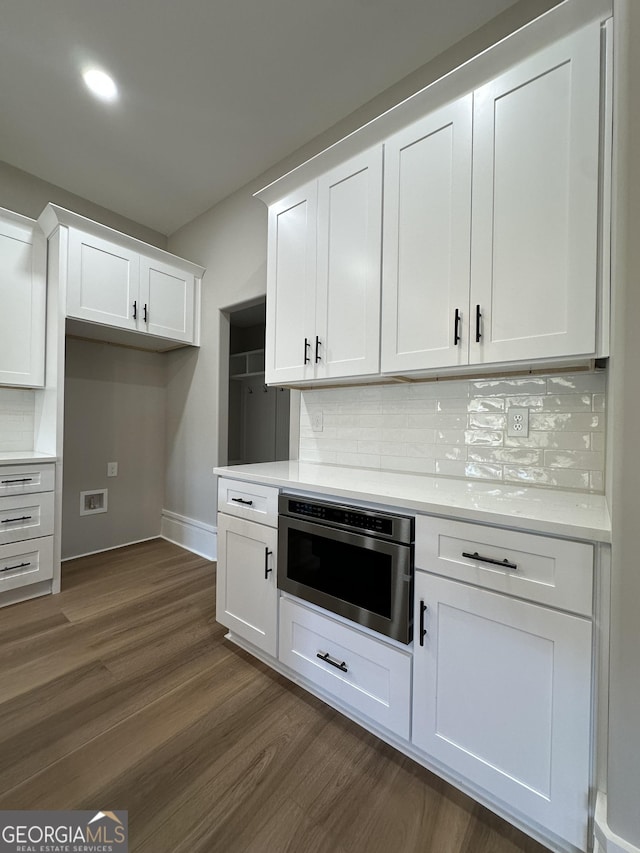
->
[[280, 496, 414, 544]]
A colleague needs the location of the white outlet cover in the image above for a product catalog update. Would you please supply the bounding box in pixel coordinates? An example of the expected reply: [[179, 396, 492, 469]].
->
[[311, 412, 323, 432], [507, 407, 530, 438], [107, 462, 118, 477]]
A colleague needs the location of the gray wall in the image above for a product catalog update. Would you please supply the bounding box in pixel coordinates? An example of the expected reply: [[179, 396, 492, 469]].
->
[[0, 160, 166, 247], [166, 0, 562, 527], [62, 338, 166, 559]]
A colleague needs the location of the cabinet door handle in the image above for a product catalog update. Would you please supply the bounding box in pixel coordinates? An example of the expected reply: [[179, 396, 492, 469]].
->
[[133, 300, 137, 320], [1, 516, 32, 524], [264, 548, 273, 579], [453, 308, 461, 346], [475, 304, 482, 342], [143, 303, 148, 323], [1, 478, 33, 484], [0, 562, 31, 573], [317, 651, 348, 673], [315, 336, 322, 363], [462, 550, 518, 571], [231, 497, 253, 506], [304, 337, 311, 365], [419, 600, 428, 646]]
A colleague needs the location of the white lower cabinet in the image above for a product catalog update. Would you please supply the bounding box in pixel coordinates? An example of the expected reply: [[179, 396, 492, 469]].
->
[[279, 596, 411, 739], [216, 513, 278, 657], [0, 537, 54, 593], [412, 570, 592, 850]]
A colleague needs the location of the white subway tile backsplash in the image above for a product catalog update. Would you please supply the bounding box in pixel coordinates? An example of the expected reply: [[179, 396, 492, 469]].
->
[[298, 372, 607, 493], [0, 389, 35, 452]]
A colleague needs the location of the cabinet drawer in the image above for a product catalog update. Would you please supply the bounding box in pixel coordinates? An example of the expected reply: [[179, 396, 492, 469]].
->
[[0, 464, 55, 496], [0, 536, 54, 592], [415, 516, 593, 616], [0, 492, 55, 546], [279, 596, 411, 739], [217, 477, 279, 527]]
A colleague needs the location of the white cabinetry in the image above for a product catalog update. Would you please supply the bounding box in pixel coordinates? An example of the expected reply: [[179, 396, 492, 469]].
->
[[412, 517, 594, 850], [216, 479, 279, 657], [279, 596, 411, 739], [0, 463, 55, 595], [264, 147, 382, 384], [382, 21, 603, 374], [0, 208, 46, 388], [39, 205, 204, 350]]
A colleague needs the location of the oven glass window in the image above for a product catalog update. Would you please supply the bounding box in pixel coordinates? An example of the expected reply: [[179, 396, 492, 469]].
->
[[286, 526, 392, 619]]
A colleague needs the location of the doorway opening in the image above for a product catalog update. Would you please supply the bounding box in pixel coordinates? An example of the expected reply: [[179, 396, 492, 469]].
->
[[227, 300, 290, 465]]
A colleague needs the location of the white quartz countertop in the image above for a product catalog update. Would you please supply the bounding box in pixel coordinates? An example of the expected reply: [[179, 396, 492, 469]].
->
[[0, 451, 58, 465], [214, 461, 611, 543]]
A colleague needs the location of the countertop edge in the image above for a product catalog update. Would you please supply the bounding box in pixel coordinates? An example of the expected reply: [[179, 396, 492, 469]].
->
[[214, 465, 611, 544]]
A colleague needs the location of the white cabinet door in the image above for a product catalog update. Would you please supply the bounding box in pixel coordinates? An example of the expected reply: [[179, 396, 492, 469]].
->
[[0, 212, 46, 387], [412, 571, 592, 850], [67, 229, 139, 331], [470, 22, 601, 364], [216, 513, 278, 657], [265, 183, 317, 384], [139, 255, 195, 343], [381, 96, 472, 372], [315, 147, 382, 379]]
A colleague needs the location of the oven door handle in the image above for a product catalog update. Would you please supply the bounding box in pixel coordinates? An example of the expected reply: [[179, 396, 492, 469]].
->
[[264, 548, 273, 580], [317, 651, 348, 673]]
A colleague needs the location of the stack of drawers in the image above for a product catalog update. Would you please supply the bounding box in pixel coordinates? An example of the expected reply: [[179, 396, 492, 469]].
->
[[0, 463, 55, 594]]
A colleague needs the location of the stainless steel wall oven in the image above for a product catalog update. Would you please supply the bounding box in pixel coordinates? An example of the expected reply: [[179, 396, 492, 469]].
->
[[278, 494, 414, 644]]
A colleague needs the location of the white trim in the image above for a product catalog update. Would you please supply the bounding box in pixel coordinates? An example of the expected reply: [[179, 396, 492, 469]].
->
[[595, 793, 640, 853], [161, 509, 217, 560], [61, 535, 160, 561]]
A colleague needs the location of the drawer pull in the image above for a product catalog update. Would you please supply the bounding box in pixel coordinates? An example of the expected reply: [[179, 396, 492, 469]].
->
[[265, 548, 273, 579], [462, 550, 518, 571], [419, 600, 428, 646], [1, 562, 31, 573], [231, 497, 253, 506], [317, 652, 348, 673], [1, 516, 33, 524], [1, 478, 34, 484]]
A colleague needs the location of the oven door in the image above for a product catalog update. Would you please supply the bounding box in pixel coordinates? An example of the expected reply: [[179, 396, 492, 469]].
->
[[278, 515, 413, 644]]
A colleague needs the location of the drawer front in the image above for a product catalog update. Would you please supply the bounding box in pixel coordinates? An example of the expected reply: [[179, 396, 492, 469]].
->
[[415, 515, 593, 616], [279, 596, 412, 739], [0, 464, 55, 496], [217, 477, 279, 527], [0, 536, 54, 592], [0, 492, 55, 546]]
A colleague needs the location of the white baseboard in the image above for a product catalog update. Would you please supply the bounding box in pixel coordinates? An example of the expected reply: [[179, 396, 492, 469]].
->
[[161, 509, 217, 560], [595, 793, 640, 853], [62, 536, 160, 561]]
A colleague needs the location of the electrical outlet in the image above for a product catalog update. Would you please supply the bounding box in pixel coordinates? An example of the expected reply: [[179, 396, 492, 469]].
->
[[311, 411, 323, 432], [507, 407, 529, 438], [107, 462, 118, 477]]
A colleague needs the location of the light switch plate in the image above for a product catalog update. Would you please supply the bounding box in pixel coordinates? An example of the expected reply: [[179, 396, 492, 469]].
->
[[107, 462, 118, 477]]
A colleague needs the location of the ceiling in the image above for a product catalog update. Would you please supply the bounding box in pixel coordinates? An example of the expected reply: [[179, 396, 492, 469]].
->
[[1, 0, 522, 236]]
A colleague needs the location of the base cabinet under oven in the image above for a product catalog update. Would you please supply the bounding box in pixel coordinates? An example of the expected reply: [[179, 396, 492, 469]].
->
[[279, 596, 412, 739]]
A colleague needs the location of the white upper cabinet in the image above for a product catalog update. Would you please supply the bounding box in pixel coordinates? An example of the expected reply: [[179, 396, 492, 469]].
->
[[67, 229, 139, 331], [0, 209, 46, 388], [139, 254, 195, 344], [381, 96, 472, 373], [315, 148, 382, 379], [263, 147, 382, 385], [470, 23, 601, 364], [258, 15, 608, 384], [39, 205, 204, 350], [265, 182, 317, 384]]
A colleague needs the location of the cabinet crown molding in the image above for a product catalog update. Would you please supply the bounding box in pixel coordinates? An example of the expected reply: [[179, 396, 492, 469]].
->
[[37, 203, 205, 278]]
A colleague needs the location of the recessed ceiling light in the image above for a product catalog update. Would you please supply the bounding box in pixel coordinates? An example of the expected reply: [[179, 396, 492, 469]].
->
[[82, 68, 118, 102]]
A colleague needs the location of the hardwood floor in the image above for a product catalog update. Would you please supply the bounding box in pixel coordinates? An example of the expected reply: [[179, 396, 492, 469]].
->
[[0, 539, 549, 852]]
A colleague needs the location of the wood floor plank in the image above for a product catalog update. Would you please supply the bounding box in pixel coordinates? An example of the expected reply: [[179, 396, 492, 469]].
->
[[0, 539, 550, 853]]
